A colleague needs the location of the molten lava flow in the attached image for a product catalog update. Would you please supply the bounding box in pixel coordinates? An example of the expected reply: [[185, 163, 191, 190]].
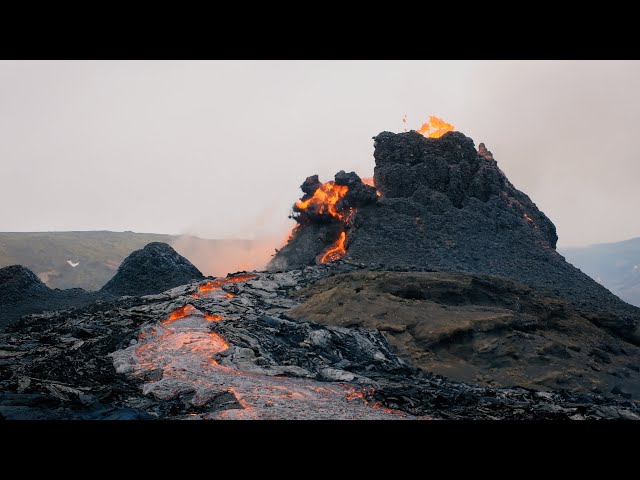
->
[[225, 293, 235, 299], [417, 116, 455, 138], [320, 231, 347, 263], [295, 181, 350, 221], [197, 274, 257, 295], [162, 305, 196, 325], [204, 314, 223, 322], [198, 281, 219, 294], [224, 274, 257, 283]]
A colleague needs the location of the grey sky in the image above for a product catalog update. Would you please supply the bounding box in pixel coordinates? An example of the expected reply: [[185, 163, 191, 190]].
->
[[1, 60, 638, 247]]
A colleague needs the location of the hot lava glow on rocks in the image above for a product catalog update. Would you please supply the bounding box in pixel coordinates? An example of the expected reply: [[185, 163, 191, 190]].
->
[[196, 274, 257, 295], [294, 181, 350, 221], [320, 232, 346, 263], [118, 273, 410, 419]]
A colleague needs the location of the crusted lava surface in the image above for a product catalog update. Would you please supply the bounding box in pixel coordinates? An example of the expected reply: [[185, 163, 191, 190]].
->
[[1, 263, 639, 420]]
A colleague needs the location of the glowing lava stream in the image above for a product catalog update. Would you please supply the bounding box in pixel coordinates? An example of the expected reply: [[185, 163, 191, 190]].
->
[[320, 231, 346, 263], [119, 276, 412, 419]]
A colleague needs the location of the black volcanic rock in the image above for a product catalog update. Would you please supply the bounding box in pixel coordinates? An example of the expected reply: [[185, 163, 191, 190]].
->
[[0, 265, 50, 300], [0, 265, 98, 329], [270, 130, 640, 345], [2, 266, 638, 419], [100, 242, 204, 297]]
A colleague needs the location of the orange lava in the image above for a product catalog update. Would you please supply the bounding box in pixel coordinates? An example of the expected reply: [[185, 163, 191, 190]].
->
[[190, 293, 200, 299], [197, 274, 256, 295], [225, 293, 235, 299], [295, 181, 350, 221], [417, 116, 455, 138], [343, 386, 405, 415], [320, 231, 347, 264], [204, 314, 223, 322], [224, 274, 257, 283], [198, 281, 220, 294], [161, 305, 196, 325]]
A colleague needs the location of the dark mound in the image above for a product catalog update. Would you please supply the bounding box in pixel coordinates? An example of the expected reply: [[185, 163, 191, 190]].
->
[[0, 265, 50, 298], [290, 271, 640, 399], [100, 242, 204, 297], [271, 130, 640, 345], [0, 265, 98, 330]]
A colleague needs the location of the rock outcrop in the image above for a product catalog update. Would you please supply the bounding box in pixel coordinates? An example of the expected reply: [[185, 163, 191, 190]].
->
[[271, 130, 640, 345], [290, 271, 640, 399]]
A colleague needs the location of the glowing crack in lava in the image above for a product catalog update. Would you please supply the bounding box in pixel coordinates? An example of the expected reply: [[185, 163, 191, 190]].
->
[[197, 274, 257, 295], [416, 116, 455, 138], [161, 305, 196, 325]]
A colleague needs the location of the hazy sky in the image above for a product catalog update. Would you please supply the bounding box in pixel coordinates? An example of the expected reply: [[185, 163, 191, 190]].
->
[[1, 60, 638, 247]]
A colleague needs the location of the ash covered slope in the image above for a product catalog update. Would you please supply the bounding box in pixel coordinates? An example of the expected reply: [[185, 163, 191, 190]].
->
[[271, 131, 640, 344], [101, 242, 204, 297], [0, 265, 98, 329]]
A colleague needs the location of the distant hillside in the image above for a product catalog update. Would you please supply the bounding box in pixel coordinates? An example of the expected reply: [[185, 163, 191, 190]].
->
[[561, 237, 640, 307], [0, 231, 258, 291]]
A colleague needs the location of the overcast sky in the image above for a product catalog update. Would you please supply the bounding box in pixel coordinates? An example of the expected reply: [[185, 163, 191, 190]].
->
[[1, 60, 638, 247]]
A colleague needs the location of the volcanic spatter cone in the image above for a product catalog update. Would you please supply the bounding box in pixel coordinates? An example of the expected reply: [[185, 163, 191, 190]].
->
[[101, 242, 204, 297], [270, 130, 640, 344]]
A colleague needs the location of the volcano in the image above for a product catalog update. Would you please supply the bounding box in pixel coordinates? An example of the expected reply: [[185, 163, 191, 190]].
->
[[2, 123, 640, 420], [270, 129, 640, 346]]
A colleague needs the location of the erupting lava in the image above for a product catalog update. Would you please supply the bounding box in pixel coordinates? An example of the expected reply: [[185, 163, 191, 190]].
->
[[320, 232, 347, 263], [417, 116, 455, 138], [295, 181, 350, 221]]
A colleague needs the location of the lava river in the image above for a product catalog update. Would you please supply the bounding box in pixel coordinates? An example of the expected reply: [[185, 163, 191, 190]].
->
[[111, 273, 411, 419]]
